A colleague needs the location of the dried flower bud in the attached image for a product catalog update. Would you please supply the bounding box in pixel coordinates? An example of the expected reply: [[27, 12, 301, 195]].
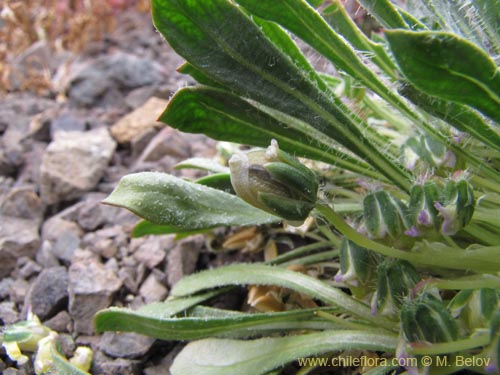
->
[[435, 177, 475, 235], [362, 190, 409, 240], [401, 293, 459, 343], [372, 260, 419, 317], [70, 346, 93, 372], [229, 140, 318, 222]]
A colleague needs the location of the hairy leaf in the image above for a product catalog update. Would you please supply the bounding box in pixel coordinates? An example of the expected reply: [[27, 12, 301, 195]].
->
[[387, 30, 500, 124], [103, 172, 280, 230], [170, 330, 397, 375]]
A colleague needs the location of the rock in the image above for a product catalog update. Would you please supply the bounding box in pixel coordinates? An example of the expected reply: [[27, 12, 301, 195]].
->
[[138, 273, 168, 304], [0, 187, 43, 223], [60, 52, 165, 107], [0, 277, 14, 299], [99, 332, 155, 359], [0, 301, 19, 325], [110, 97, 168, 144], [137, 127, 191, 163], [166, 236, 203, 287], [50, 110, 87, 137], [131, 127, 157, 159], [82, 225, 128, 259], [132, 236, 173, 269], [57, 333, 76, 358], [118, 263, 146, 294], [92, 351, 141, 375], [16, 257, 42, 279], [8, 278, 30, 305], [143, 343, 184, 375], [23, 266, 69, 320], [40, 128, 116, 204], [35, 241, 60, 268], [43, 310, 72, 333], [76, 193, 130, 231], [68, 250, 122, 334], [0, 218, 40, 278], [42, 218, 83, 263]]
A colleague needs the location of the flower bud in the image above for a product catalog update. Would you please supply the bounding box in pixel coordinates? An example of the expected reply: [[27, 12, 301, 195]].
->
[[34, 331, 58, 375], [70, 346, 93, 372], [229, 140, 318, 222], [401, 293, 459, 343], [335, 239, 374, 296], [405, 135, 455, 169], [372, 260, 419, 317], [434, 177, 475, 235], [406, 181, 440, 237], [362, 190, 409, 240], [449, 288, 499, 331]]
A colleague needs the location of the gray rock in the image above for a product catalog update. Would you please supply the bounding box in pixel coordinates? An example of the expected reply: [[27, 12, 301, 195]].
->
[[166, 236, 203, 287], [68, 250, 122, 334], [132, 236, 173, 269], [51, 229, 82, 263], [40, 128, 116, 204], [0, 301, 19, 324], [137, 127, 191, 163], [50, 111, 87, 137], [76, 194, 128, 231], [35, 241, 60, 268], [118, 263, 146, 294], [0, 218, 40, 278], [43, 310, 72, 333], [57, 333, 76, 358], [0, 187, 43, 223], [8, 278, 30, 305], [99, 332, 155, 359], [62, 52, 165, 107], [42, 216, 83, 243], [0, 277, 14, 299], [92, 351, 141, 375], [16, 256, 42, 279], [143, 344, 184, 375], [139, 273, 168, 304], [23, 266, 68, 320], [82, 225, 128, 259]]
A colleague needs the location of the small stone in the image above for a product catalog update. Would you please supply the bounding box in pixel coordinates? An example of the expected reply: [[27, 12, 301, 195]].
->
[[166, 236, 203, 287], [143, 343, 184, 375], [118, 263, 145, 294], [0, 187, 43, 223], [35, 241, 60, 268], [137, 127, 191, 162], [43, 310, 72, 333], [40, 128, 116, 204], [92, 351, 141, 375], [111, 97, 168, 144], [131, 127, 157, 159], [68, 250, 122, 334], [0, 218, 41, 278], [50, 111, 87, 137], [23, 266, 69, 320], [17, 257, 42, 279], [0, 277, 14, 299], [139, 273, 168, 304], [99, 332, 155, 359], [132, 236, 173, 269], [0, 301, 19, 325], [42, 217, 82, 263], [8, 278, 30, 305], [57, 333, 76, 358]]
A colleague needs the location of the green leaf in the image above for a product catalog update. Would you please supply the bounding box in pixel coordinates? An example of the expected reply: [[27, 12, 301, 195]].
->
[[175, 157, 229, 173], [163, 86, 379, 178], [357, 0, 422, 29], [170, 330, 397, 375], [103, 172, 280, 230], [152, 0, 411, 190], [171, 263, 396, 330], [321, 1, 397, 78], [177, 62, 224, 88], [195, 173, 235, 193], [400, 84, 500, 152], [95, 305, 340, 340], [52, 346, 91, 375], [386, 30, 500, 124], [131, 220, 210, 238]]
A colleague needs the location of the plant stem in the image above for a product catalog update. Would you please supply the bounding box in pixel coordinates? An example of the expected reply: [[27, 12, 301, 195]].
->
[[408, 333, 490, 355], [314, 203, 500, 272]]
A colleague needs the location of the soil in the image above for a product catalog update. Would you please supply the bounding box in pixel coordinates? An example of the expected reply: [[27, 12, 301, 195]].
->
[[0, 6, 264, 375]]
